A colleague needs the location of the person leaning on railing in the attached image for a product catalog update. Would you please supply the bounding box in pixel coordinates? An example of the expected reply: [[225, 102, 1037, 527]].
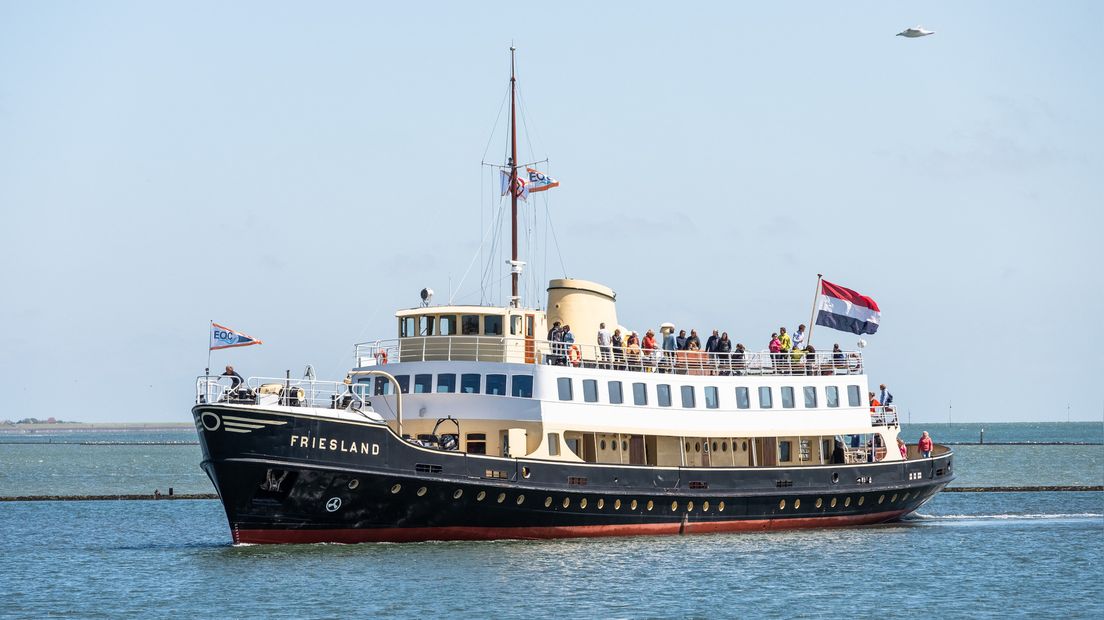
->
[[642, 329, 658, 372]]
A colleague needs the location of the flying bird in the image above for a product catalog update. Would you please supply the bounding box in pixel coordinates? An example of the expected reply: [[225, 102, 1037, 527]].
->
[[897, 26, 935, 38]]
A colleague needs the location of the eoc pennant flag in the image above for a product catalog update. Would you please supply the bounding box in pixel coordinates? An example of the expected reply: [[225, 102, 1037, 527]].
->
[[210, 322, 263, 350], [815, 280, 881, 335], [526, 167, 559, 193]]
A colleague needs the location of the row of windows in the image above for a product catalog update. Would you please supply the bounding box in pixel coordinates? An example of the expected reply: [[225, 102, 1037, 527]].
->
[[400, 313, 532, 338], [558, 378, 863, 410], [359, 374, 533, 398]]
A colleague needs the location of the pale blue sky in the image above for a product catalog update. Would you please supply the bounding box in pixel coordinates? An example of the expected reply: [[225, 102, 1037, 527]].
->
[[1, 2, 1101, 423]]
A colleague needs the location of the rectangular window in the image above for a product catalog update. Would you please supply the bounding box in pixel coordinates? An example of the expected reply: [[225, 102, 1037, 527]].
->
[[510, 315, 522, 336], [779, 440, 792, 462], [484, 315, 503, 336], [460, 373, 480, 394], [583, 379, 599, 403], [547, 433, 560, 456], [511, 375, 533, 398], [633, 382, 648, 406], [704, 386, 719, 409], [557, 377, 573, 401], [461, 314, 480, 335], [826, 386, 840, 408], [414, 374, 432, 394], [758, 386, 773, 409], [486, 374, 507, 395], [608, 381, 624, 404], [803, 386, 817, 408], [781, 386, 795, 409], [680, 385, 696, 408], [847, 385, 862, 407], [395, 375, 410, 394], [466, 433, 487, 455], [799, 439, 812, 461], [400, 317, 416, 338], [439, 315, 457, 336], [436, 373, 456, 393], [735, 387, 750, 409], [419, 315, 435, 336], [374, 377, 392, 396], [657, 384, 672, 407]]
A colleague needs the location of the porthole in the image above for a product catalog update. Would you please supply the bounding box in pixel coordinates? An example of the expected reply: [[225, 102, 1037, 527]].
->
[[831, 498, 838, 508], [597, 498, 605, 509], [844, 497, 851, 507], [695, 442, 701, 453], [831, 473, 839, 484], [453, 489, 464, 500], [600, 440, 607, 450], [718, 501, 725, 512], [497, 492, 506, 503], [816, 498, 823, 508], [544, 496, 552, 507], [779, 499, 786, 510], [722, 442, 728, 452], [612, 441, 618, 451], [687, 501, 694, 511], [614, 499, 622, 510], [685, 442, 691, 452], [891, 493, 898, 502], [742, 441, 748, 451], [477, 490, 486, 501], [516, 494, 525, 505], [878, 494, 885, 504], [903, 492, 911, 501], [347, 479, 360, 490], [580, 498, 588, 509], [646, 500, 654, 511], [562, 497, 570, 508], [522, 467, 531, 478], [794, 499, 801, 509], [390, 484, 402, 494], [631, 499, 638, 510], [712, 441, 718, 452], [858, 496, 865, 506], [702, 501, 709, 512], [622, 441, 628, 451], [671, 501, 679, 511], [417, 486, 427, 497]]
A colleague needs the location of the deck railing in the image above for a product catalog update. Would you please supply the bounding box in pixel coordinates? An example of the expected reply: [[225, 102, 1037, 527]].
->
[[354, 336, 864, 376], [195, 375, 368, 410]]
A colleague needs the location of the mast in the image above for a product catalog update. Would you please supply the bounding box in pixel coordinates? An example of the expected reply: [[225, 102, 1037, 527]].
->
[[509, 46, 519, 307]]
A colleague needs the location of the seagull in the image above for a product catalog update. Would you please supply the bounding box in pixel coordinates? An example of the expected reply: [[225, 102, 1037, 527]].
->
[[897, 26, 935, 38]]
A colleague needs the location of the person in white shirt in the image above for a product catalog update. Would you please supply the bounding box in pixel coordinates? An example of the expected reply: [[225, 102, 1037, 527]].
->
[[597, 322, 612, 369], [793, 324, 807, 350]]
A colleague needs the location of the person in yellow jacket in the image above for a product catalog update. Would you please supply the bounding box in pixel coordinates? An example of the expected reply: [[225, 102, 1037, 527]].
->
[[778, 327, 793, 373]]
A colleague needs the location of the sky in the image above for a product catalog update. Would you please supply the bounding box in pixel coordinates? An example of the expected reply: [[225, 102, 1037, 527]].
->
[[1, 1, 1101, 423]]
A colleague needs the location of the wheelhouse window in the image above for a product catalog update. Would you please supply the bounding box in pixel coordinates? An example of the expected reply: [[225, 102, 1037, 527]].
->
[[511, 375, 533, 398], [486, 374, 507, 395], [583, 379, 599, 403], [557, 377, 573, 401], [657, 384, 672, 407], [735, 387, 750, 409], [392, 374, 409, 394], [847, 385, 862, 407], [781, 386, 795, 408], [779, 440, 792, 462], [633, 382, 648, 406], [414, 374, 432, 394], [803, 386, 817, 408], [400, 317, 416, 338], [460, 373, 480, 394], [419, 315, 435, 336], [608, 381, 624, 405], [826, 386, 840, 407], [484, 315, 503, 336], [439, 315, 458, 336], [680, 385, 696, 408], [374, 377, 392, 396], [461, 315, 480, 335], [758, 386, 773, 408], [510, 315, 522, 336], [437, 373, 456, 393], [704, 386, 719, 409]]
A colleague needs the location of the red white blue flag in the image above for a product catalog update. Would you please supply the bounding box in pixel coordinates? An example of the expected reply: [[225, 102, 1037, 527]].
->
[[210, 322, 263, 350], [815, 280, 881, 335]]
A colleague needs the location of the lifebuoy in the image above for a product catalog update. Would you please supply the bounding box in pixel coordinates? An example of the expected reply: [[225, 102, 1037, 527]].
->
[[375, 350, 388, 365], [568, 345, 581, 366]]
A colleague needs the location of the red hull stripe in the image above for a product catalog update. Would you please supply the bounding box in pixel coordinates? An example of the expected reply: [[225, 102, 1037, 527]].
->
[[820, 280, 880, 312], [234, 510, 909, 544]]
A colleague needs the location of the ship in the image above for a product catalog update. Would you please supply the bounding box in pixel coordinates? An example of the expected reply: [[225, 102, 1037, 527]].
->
[[193, 49, 954, 544]]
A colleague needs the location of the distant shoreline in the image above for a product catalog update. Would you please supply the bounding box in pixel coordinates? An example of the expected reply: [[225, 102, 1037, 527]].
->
[[0, 422, 194, 433]]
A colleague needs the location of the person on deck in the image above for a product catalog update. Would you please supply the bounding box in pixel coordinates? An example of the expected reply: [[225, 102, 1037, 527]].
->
[[222, 365, 244, 390], [716, 332, 732, 375], [686, 329, 701, 351], [769, 333, 782, 372], [832, 343, 846, 370], [676, 329, 688, 351], [597, 323, 612, 369], [879, 383, 894, 408], [562, 325, 576, 366], [548, 321, 563, 365], [662, 326, 677, 373], [733, 343, 747, 375], [625, 332, 642, 370], [642, 330, 658, 371], [612, 328, 624, 370], [897, 437, 908, 459], [793, 324, 807, 350], [918, 431, 933, 458], [869, 392, 881, 414], [778, 327, 792, 374]]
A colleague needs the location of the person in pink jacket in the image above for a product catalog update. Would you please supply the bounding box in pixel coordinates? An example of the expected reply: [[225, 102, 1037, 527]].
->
[[918, 431, 933, 458], [897, 437, 908, 459]]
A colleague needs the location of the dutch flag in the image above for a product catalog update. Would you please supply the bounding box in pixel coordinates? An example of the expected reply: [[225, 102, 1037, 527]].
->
[[815, 280, 881, 335]]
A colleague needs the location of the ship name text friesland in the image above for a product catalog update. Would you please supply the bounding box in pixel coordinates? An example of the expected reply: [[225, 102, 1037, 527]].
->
[[289, 434, 380, 455]]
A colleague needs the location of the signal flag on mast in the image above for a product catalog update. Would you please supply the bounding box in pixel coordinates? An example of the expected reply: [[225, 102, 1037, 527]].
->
[[210, 322, 263, 350], [500, 169, 529, 201], [814, 280, 881, 335], [501, 167, 559, 201], [526, 167, 559, 193]]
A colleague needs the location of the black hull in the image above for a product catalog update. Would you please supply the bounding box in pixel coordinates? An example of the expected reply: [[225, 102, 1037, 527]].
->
[[193, 405, 954, 544]]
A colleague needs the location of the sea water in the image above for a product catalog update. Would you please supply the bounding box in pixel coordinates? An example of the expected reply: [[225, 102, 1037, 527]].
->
[[0, 423, 1101, 618]]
